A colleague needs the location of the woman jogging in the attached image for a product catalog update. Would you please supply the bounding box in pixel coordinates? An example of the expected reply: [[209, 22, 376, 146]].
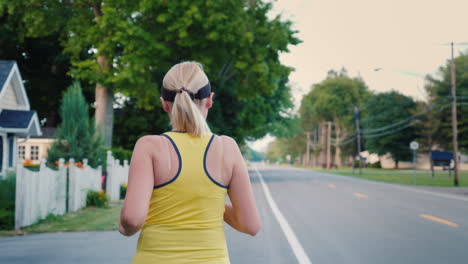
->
[[118, 61, 261, 264]]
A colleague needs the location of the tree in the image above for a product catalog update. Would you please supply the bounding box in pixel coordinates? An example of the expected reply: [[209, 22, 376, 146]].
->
[[47, 82, 105, 168], [299, 72, 370, 165], [244, 146, 265, 162], [112, 98, 170, 151], [362, 91, 417, 169], [0, 14, 73, 127], [1, 0, 300, 147], [425, 52, 468, 152], [265, 133, 305, 164]]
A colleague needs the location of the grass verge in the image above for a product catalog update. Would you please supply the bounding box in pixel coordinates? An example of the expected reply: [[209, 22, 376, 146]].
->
[[0, 201, 122, 237], [300, 167, 468, 187]]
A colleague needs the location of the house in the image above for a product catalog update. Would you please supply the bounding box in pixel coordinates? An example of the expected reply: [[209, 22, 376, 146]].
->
[[18, 127, 56, 165], [0, 60, 42, 177]]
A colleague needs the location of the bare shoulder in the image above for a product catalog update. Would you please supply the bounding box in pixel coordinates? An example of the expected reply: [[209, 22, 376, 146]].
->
[[217, 135, 240, 151], [134, 135, 166, 149]]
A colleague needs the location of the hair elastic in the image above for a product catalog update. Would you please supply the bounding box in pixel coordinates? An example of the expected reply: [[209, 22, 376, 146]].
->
[[161, 82, 211, 102]]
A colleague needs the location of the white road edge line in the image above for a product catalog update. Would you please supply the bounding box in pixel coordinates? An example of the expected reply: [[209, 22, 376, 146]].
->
[[254, 167, 312, 264]]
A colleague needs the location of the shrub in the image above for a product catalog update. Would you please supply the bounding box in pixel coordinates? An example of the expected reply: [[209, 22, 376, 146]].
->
[[369, 161, 382, 169], [120, 184, 128, 200], [109, 147, 132, 166], [47, 81, 105, 169], [23, 164, 40, 171], [0, 172, 16, 230], [22, 159, 40, 171], [86, 190, 109, 208], [353, 160, 367, 168]]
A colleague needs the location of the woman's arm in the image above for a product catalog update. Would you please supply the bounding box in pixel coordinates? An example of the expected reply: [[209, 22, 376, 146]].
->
[[119, 136, 155, 236], [223, 136, 261, 236]]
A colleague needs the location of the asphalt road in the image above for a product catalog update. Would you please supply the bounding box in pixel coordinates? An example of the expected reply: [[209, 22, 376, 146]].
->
[[1, 166, 467, 264]]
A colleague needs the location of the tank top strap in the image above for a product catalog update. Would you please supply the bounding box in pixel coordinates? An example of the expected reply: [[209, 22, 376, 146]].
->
[[159, 131, 227, 189]]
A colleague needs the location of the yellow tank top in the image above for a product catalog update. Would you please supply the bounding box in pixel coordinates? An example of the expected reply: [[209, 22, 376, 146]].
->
[[131, 132, 230, 264]]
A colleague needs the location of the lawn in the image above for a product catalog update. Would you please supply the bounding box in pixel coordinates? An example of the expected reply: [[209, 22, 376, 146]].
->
[[0, 201, 122, 237], [310, 167, 468, 187]]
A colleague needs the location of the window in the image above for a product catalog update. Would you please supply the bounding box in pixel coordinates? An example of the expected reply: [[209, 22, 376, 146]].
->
[[30, 145, 39, 161], [18, 145, 26, 160]]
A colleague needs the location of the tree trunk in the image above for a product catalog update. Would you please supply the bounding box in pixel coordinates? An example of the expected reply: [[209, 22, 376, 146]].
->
[[319, 123, 326, 168], [95, 55, 113, 147], [326, 121, 332, 168], [334, 122, 342, 168], [394, 160, 399, 169]]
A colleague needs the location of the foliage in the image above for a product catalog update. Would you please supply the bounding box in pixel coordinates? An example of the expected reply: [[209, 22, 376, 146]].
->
[[0, 172, 15, 230], [300, 70, 370, 130], [0, 14, 74, 128], [299, 71, 370, 158], [368, 161, 382, 169], [243, 146, 265, 162], [86, 190, 109, 208], [266, 134, 306, 163], [47, 82, 105, 168], [22, 159, 40, 171], [119, 184, 127, 200], [107, 147, 132, 166], [112, 98, 170, 150], [412, 101, 439, 154], [0, 0, 300, 145], [424, 52, 468, 152], [265, 139, 284, 163], [362, 91, 417, 168]]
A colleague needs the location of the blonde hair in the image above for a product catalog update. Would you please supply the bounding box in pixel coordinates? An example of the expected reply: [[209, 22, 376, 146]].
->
[[162, 61, 212, 137]]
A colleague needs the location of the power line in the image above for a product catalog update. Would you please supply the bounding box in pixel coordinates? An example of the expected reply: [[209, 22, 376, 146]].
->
[[360, 98, 461, 136], [363, 123, 412, 139]]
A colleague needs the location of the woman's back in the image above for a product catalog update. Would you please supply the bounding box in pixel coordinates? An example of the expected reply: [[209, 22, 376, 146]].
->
[[119, 61, 260, 264], [131, 132, 232, 264]]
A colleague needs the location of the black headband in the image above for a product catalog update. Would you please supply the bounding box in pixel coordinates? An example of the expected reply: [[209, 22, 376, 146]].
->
[[161, 82, 211, 102]]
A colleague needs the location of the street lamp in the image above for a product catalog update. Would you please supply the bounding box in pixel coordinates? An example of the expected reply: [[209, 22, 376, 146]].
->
[[372, 67, 428, 100]]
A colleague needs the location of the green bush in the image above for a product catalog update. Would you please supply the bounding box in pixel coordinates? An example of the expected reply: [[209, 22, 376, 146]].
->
[[369, 161, 382, 169], [47, 81, 105, 169], [23, 164, 40, 171], [86, 190, 109, 208], [0, 172, 16, 230], [108, 147, 132, 166], [120, 184, 128, 200]]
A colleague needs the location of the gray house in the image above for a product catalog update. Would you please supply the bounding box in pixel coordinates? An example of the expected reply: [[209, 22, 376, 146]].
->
[[0, 60, 42, 177]]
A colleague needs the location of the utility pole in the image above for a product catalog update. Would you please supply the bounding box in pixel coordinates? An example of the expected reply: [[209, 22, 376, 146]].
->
[[450, 42, 459, 186], [305, 131, 310, 166], [326, 121, 332, 169], [354, 106, 362, 175]]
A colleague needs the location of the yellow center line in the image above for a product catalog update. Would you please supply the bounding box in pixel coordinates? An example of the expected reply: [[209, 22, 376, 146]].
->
[[328, 184, 336, 189], [354, 192, 369, 199], [419, 214, 459, 228]]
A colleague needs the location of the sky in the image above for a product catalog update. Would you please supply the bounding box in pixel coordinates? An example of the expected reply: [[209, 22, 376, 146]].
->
[[248, 0, 468, 153]]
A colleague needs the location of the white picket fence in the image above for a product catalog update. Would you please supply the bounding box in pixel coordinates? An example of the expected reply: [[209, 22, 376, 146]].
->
[[15, 158, 67, 229], [106, 150, 129, 201], [14, 152, 129, 230], [68, 158, 102, 212]]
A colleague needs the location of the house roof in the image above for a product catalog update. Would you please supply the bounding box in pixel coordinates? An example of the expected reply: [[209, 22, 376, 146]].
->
[[0, 61, 16, 93], [0, 109, 36, 129], [0, 109, 42, 136], [31, 127, 56, 138]]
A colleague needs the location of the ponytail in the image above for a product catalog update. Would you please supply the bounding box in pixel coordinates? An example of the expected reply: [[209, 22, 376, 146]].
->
[[171, 90, 211, 137], [162, 61, 212, 137]]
